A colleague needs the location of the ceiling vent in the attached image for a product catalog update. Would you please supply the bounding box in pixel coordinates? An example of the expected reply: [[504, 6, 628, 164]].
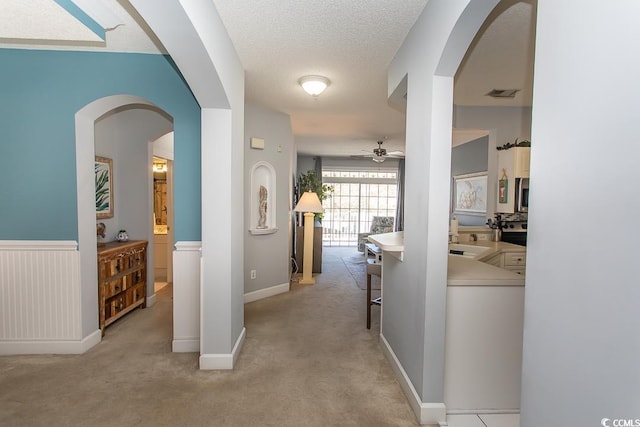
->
[[486, 89, 520, 98]]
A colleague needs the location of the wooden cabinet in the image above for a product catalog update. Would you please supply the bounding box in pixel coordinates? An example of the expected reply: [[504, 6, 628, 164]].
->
[[295, 226, 322, 273], [97, 240, 148, 334]]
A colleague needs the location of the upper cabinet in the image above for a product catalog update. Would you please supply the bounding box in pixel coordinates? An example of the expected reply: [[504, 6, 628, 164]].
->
[[496, 147, 530, 213], [514, 147, 530, 178]]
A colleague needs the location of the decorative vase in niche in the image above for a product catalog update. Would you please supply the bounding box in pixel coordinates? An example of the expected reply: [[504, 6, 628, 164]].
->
[[117, 230, 129, 242], [257, 185, 268, 229]]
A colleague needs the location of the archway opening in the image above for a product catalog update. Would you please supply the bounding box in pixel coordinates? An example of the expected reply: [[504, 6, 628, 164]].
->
[[76, 95, 174, 343]]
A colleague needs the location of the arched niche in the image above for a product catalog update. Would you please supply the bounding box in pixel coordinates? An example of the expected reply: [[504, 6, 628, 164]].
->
[[249, 161, 277, 235]]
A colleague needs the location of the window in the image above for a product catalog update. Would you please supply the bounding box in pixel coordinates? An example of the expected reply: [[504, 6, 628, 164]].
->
[[321, 169, 397, 246]]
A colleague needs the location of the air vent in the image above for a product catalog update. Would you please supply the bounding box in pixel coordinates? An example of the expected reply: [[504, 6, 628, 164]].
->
[[486, 89, 520, 98]]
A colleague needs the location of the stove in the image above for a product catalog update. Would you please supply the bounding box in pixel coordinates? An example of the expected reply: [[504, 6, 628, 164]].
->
[[500, 220, 527, 246]]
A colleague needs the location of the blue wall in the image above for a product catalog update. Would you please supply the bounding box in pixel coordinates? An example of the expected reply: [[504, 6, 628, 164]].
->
[[0, 49, 201, 241], [451, 136, 488, 226]]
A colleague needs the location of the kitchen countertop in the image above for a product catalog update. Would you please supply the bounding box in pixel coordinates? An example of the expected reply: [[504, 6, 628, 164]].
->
[[368, 232, 525, 287], [367, 231, 404, 251]]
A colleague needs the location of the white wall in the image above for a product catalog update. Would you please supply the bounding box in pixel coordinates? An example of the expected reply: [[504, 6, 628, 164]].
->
[[244, 105, 293, 298], [521, 1, 640, 425]]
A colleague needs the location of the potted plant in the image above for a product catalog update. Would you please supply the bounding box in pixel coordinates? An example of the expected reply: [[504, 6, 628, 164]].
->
[[295, 170, 333, 273], [297, 170, 334, 223]]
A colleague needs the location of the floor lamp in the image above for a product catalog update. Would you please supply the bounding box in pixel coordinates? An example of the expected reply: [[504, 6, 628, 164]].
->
[[294, 191, 324, 285]]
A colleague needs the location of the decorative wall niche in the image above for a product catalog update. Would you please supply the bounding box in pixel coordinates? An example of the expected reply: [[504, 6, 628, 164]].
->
[[249, 161, 277, 235]]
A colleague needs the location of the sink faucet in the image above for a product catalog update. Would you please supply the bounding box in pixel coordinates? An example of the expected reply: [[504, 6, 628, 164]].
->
[[470, 233, 478, 242]]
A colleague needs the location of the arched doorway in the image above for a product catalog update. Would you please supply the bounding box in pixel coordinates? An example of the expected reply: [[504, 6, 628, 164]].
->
[[75, 95, 174, 344]]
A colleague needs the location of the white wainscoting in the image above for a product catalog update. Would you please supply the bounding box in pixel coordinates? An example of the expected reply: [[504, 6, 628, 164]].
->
[[172, 241, 201, 353], [0, 241, 91, 355]]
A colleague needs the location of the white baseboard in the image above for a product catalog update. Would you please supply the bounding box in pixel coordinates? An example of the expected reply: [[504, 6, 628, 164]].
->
[[244, 282, 289, 304], [0, 329, 101, 355], [447, 409, 520, 415], [146, 293, 157, 307], [379, 333, 446, 425], [172, 338, 199, 353], [199, 327, 246, 370]]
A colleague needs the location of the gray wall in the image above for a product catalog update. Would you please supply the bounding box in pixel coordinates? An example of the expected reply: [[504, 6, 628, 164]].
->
[[244, 105, 294, 294], [451, 136, 488, 226], [95, 106, 173, 296], [296, 155, 316, 180], [521, 1, 640, 425]]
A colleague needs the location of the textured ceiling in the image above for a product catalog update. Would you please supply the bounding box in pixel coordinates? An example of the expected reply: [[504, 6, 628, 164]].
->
[[0, 0, 165, 53], [0, 0, 536, 157], [211, 0, 429, 156], [0, 0, 100, 42]]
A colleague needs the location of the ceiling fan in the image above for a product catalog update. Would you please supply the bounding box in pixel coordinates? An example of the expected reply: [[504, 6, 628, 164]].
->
[[353, 141, 405, 163]]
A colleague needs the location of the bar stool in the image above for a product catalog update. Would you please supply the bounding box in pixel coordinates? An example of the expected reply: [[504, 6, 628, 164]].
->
[[366, 259, 382, 329]]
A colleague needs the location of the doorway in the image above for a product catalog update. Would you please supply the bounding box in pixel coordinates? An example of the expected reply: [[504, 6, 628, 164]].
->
[[152, 154, 174, 293]]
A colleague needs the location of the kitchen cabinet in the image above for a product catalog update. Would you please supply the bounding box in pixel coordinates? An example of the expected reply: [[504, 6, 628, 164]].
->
[[502, 251, 526, 276], [97, 240, 148, 335], [514, 147, 530, 178], [445, 285, 525, 411], [496, 147, 530, 213], [482, 251, 502, 267], [479, 249, 526, 277]]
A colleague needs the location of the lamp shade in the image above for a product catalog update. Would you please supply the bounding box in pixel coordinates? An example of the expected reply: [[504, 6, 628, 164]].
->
[[294, 191, 324, 213], [298, 75, 330, 96]]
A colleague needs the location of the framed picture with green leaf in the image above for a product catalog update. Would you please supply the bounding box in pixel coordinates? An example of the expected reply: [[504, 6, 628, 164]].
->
[[95, 156, 114, 219]]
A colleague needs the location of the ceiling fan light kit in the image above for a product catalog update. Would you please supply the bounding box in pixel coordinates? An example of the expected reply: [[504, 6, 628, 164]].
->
[[351, 140, 405, 163], [298, 75, 330, 97]]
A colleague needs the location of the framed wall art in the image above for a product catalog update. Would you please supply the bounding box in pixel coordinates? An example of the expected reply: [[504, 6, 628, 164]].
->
[[498, 168, 508, 204], [453, 171, 487, 215], [95, 156, 114, 219]]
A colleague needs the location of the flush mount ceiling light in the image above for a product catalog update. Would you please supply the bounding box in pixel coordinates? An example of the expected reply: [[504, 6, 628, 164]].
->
[[298, 75, 330, 97]]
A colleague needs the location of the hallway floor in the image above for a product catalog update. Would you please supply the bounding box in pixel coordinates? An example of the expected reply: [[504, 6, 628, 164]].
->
[[0, 246, 519, 427]]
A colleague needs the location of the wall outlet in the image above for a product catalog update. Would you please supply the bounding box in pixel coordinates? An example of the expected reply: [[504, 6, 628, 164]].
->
[[250, 270, 256, 280], [477, 234, 488, 241]]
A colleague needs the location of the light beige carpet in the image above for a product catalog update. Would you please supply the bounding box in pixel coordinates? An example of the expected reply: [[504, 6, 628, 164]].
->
[[341, 252, 382, 291], [0, 246, 417, 426]]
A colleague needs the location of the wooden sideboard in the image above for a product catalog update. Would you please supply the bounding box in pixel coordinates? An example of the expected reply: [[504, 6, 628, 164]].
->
[[97, 240, 148, 334]]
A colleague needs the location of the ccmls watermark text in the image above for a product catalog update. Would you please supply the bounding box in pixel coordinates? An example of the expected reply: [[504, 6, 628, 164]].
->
[[601, 418, 640, 427]]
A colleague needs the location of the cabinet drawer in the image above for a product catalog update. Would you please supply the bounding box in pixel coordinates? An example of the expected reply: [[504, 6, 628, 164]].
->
[[503, 252, 526, 266], [103, 280, 124, 298], [504, 266, 526, 276]]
